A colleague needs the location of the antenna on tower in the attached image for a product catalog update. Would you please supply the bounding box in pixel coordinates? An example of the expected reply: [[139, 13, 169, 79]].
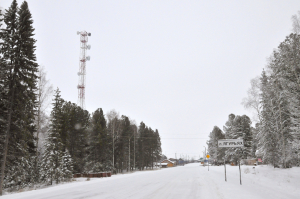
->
[[77, 31, 91, 110]]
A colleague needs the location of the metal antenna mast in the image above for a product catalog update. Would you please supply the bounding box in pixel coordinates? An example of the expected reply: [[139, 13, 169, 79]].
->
[[77, 31, 91, 110]]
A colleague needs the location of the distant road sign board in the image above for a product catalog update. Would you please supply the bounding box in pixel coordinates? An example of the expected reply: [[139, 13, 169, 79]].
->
[[218, 139, 244, 148], [206, 154, 210, 159]]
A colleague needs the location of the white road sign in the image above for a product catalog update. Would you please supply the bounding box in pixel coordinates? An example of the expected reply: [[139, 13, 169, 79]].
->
[[218, 139, 244, 148]]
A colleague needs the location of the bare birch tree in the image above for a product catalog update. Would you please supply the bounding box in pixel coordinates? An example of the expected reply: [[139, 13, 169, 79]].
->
[[241, 76, 262, 123], [35, 65, 53, 154], [106, 109, 120, 173]]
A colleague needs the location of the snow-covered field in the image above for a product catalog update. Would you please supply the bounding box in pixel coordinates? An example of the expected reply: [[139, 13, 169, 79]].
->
[[2, 163, 300, 199]]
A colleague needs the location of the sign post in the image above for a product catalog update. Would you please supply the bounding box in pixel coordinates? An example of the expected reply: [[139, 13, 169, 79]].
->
[[239, 160, 242, 185], [206, 154, 210, 171], [218, 139, 244, 185]]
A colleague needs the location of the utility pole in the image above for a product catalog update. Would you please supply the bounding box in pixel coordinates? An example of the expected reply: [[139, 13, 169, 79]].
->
[[129, 138, 130, 172], [134, 127, 136, 171], [112, 122, 115, 173], [128, 133, 134, 172], [203, 146, 206, 167]]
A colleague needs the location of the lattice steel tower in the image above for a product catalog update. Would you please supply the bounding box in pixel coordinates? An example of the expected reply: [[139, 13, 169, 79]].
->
[[77, 31, 91, 110]]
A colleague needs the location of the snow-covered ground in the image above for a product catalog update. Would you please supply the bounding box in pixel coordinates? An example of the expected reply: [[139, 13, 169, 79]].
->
[[2, 163, 300, 199]]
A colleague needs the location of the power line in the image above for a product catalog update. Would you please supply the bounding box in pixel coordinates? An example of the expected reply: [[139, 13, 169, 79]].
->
[[114, 136, 207, 140], [161, 138, 207, 139]]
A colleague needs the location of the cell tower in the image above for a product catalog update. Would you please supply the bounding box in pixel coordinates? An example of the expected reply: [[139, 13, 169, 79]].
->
[[77, 31, 91, 110]]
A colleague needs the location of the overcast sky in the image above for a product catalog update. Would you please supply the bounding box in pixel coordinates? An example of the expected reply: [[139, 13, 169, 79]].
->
[[1, 0, 300, 159]]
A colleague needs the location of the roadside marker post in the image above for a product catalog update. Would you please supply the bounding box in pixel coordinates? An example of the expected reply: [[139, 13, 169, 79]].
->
[[224, 158, 227, 181], [218, 139, 244, 185], [239, 160, 242, 185], [206, 154, 210, 171]]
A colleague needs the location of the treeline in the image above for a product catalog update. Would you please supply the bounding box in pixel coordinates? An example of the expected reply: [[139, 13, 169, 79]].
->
[[0, 0, 161, 194], [207, 13, 300, 168], [207, 115, 253, 166], [41, 89, 162, 184]]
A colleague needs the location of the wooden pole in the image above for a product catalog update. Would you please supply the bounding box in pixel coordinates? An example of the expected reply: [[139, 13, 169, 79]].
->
[[239, 160, 242, 185], [224, 159, 227, 182], [128, 138, 130, 172]]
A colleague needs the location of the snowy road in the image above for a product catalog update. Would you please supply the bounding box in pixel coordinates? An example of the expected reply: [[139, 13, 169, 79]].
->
[[2, 163, 300, 199]]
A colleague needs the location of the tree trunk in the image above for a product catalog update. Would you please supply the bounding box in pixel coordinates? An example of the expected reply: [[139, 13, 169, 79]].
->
[[0, 81, 16, 195]]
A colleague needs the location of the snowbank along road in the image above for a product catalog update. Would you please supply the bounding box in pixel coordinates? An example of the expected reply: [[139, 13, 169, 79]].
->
[[2, 163, 300, 199]]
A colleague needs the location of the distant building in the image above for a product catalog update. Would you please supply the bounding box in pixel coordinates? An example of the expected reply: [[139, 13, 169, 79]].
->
[[241, 159, 257, 166], [169, 158, 178, 165], [156, 162, 168, 168], [161, 159, 176, 167], [178, 158, 185, 165]]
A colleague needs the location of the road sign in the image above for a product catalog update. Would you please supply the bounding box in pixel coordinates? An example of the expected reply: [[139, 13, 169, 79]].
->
[[218, 139, 244, 185], [218, 139, 244, 148], [206, 154, 210, 159]]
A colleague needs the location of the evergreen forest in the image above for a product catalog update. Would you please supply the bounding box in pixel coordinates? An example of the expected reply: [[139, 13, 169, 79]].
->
[[207, 12, 300, 169], [0, 0, 162, 194]]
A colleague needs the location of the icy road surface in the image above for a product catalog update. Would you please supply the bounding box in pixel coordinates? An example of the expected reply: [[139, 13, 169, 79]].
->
[[2, 163, 300, 199]]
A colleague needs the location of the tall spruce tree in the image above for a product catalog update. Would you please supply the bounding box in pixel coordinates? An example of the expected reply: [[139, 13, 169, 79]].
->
[[207, 126, 225, 164], [86, 108, 111, 172], [40, 88, 64, 185], [0, 7, 7, 188], [0, 0, 19, 194], [0, 0, 39, 193], [137, 122, 146, 170], [16, 0, 38, 184], [257, 70, 281, 167], [61, 102, 89, 174], [40, 88, 73, 185], [17, 0, 38, 152], [153, 129, 162, 167]]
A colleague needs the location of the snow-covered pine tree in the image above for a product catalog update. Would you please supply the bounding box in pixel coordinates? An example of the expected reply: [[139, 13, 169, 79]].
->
[[223, 114, 235, 163], [275, 34, 300, 167], [137, 122, 146, 170], [0, 6, 6, 181], [153, 129, 162, 167], [16, 0, 38, 185], [257, 70, 281, 167], [61, 102, 89, 174], [86, 108, 110, 173], [233, 115, 253, 159], [224, 114, 252, 164], [0, 0, 19, 194], [207, 126, 225, 164], [0, 0, 38, 193], [40, 137, 64, 185], [40, 88, 65, 185], [60, 150, 73, 182], [0, 0, 39, 192], [265, 39, 297, 168], [148, 127, 155, 169], [147, 128, 162, 169]]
